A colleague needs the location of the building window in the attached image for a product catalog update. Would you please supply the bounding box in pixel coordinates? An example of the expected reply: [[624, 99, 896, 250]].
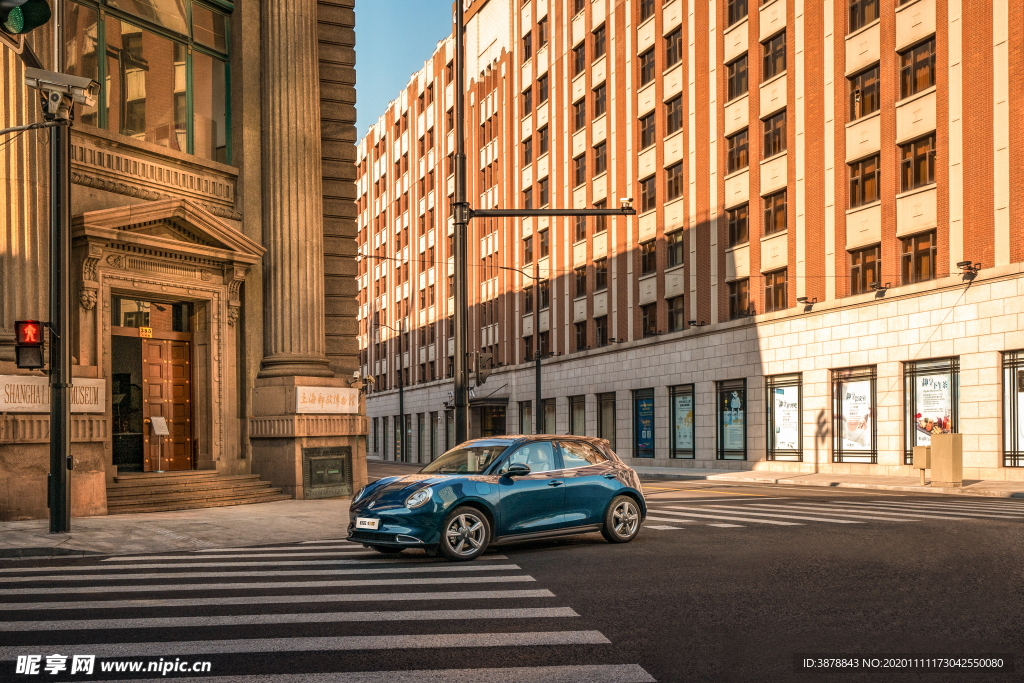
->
[[417, 413, 425, 461], [575, 216, 587, 242], [594, 141, 607, 175], [728, 0, 748, 27], [523, 235, 533, 263], [665, 162, 684, 201], [73, 3, 233, 163], [570, 395, 586, 434], [522, 137, 533, 166], [575, 322, 587, 352], [538, 74, 549, 103], [519, 400, 533, 434], [665, 28, 682, 67], [762, 31, 786, 81], [728, 279, 750, 319], [727, 129, 749, 173], [539, 229, 550, 258], [539, 280, 550, 310], [833, 365, 877, 463], [573, 44, 586, 77], [640, 176, 657, 213], [900, 134, 936, 192], [640, 240, 657, 275], [573, 154, 587, 187], [763, 189, 787, 235], [524, 335, 534, 361], [522, 87, 533, 115], [595, 258, 608, 290], [850, 244, 880, 295], [668, 295, 685, 332], [727, 55, 748, 101], [593, 25, 606, 59], [574, 266, 587, 296], [598, 391, 616, 449], [640, 113, 656, 149], [595, 315, 609, 346], [904, 357, 959, 465], [849, 155, 880, 208], [901, 230, 936, 285], [764, 269, 787, 313], [639, 50, 656, 86], [727, 204, 749, 247], [639, 0, 656, 22], [539, 177, 549, 206], [633, 388, 655, 458], [849, 65, 879, 121], [591, 84, 607, 118], [1002, 351, 1024, 467], [763, 111, 786, 157], [522, 31, 533, 61], [766, 374, 802, 461], [538, 17, 548, 47], [595, 199, 608, 233], [849, 0, 879, 34], [668, 230, 684, 268], [523, 285, 534, 314], [542, 397, 556, 433], [539, 126, 549, 154], [523, 187, 533, 210], [899, 38, 935, 99], [717, 379, 747, 460], [665, 95, 683, 135], [670, 384, 695, 458]]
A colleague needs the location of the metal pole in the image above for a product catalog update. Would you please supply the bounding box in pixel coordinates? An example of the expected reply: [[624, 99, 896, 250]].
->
[[398, 320, 405, 462], [535, 354, 541, 435], [452, 0, 469, 445], [49, 0, 71, 534]]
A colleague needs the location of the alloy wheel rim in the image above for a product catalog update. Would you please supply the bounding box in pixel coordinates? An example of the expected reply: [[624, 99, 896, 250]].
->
[[445, 513, 485, 555], [613, 500, 639, 537]]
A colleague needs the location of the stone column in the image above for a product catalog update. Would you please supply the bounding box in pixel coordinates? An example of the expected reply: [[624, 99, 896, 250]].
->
[[258, 0, 332, 378]]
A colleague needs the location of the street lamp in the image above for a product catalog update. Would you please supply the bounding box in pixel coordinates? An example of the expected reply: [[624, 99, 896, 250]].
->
[[376, 319, 406, 462]]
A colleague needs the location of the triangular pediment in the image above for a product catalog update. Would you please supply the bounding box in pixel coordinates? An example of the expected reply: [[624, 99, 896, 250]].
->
[[73, 199, 265, 263]]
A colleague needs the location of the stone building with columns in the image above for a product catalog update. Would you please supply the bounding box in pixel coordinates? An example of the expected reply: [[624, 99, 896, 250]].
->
[[0, 0, 365, 520]]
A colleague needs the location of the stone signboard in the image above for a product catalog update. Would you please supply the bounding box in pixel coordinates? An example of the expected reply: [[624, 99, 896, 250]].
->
[[0, 376, 106, 413]]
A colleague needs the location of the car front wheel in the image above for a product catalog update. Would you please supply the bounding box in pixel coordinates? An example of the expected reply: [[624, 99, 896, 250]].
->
[[439, 506, 490, 561], [601, 495, 641, 543]]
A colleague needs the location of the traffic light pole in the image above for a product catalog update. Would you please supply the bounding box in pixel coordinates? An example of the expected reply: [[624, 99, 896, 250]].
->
[[452, 1, 469, 445], [49, 0, 71, 534]]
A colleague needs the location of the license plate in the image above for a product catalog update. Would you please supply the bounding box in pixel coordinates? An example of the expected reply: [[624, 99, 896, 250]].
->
[[355, 517, 379, 530]]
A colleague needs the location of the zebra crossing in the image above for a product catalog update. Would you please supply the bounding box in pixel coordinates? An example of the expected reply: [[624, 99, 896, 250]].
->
[[643, 495, 1024, 530], [0, 541, 655, 682]]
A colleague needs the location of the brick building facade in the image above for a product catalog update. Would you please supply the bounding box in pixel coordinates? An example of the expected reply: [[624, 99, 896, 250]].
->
[[357, 0, 1024, 480]]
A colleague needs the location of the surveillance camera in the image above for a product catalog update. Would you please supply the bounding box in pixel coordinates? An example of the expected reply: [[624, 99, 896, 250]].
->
[[352, 370, 361, 381], [619, 197, 633, 203], [956, 260, 972, 269], [24, 68, 99, 120], [364, 375, 375, 384]]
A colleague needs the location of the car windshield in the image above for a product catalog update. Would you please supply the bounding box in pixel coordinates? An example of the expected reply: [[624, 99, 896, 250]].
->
[[419, 442, 511, 474]]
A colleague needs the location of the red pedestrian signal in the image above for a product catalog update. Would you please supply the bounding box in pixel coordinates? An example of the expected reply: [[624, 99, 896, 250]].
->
[[14, 320, 45, 369]]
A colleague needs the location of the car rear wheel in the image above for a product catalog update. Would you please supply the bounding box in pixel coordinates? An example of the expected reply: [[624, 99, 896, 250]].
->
[[439, 506, 490, 561], [601, 495, 641, 543], [369, 545, 404, 554]]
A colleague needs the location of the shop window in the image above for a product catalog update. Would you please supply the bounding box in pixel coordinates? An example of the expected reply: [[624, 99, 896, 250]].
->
[[899, 38, 935, 100], [848, 65, 879, 121], [900, 230, 936, 285], [762, 31, 786, 81], [727, 129, 749, 173], [542, 397, 556, 434], [849, 155, 880, 208], [598, 391, 617, 449], [764, 269, 787, 313], [570, 395, 586, 435], [850, 244, 880, 295], [1003, 352, 1024, 467], [633, 389, 655, 458], [717, 379, 747, 460], [763, 189, 787, 235], [668, 295, 685, 332], [519, 400, 533, 434], [727, 55, 748, 101], [446, 410, 455, 449], [832, 366, 877, 463], [766, 374, 802, 461], [904, 358, 959, 465], [670, 384, 695, 458], [668, 230, 685, 268]]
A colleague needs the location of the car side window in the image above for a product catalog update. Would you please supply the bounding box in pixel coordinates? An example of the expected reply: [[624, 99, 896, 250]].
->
[[559, 441, 608, 468], [499, 442, 556, 474]]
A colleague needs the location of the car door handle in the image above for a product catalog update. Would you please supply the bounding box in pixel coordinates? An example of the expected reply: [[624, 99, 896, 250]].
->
[[548, 480, 563, 487]]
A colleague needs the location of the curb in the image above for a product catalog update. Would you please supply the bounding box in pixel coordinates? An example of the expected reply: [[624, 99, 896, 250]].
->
[[637, 471, 1024, 498], [0, 547, 104, 559]]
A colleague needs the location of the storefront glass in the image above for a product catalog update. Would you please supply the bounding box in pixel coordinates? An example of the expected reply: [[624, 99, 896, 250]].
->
[[903, 358, 959, 464], [717, 379, 746, 459], [633, 389, 655, 458], [832, 366, 877, 463], [766, 374, 801, 461], [1003, 351, 1024, 467], [670, 384, 695, 458]]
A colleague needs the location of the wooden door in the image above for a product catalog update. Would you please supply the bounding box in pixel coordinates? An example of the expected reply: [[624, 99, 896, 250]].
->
[[142, 339, 193, 471]]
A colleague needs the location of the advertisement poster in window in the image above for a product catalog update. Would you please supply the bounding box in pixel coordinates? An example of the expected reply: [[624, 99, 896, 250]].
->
[[636, 397, 654, 453], [1015, 370, 1024, 453], [772, 386, 800, 450], [673, 393, 694, 450], [720, 390, 745, 450], [914, 374, 952, 446], [839, 380, 872, 450]]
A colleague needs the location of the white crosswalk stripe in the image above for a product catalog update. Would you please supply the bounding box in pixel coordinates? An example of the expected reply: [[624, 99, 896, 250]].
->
[[831, 501, 1024, 519], [841, 501, 1024, 517], [0, 541, 654, 681], [655, 507, 801, 525], [688, 504, 863, 524], [740, 504, 923, 522]]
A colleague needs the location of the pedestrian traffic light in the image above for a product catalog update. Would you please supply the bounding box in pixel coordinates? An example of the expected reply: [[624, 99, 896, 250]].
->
[[474, 352, 492, 386], [0, 0, 51, 36], [14, 320, 45, 369]]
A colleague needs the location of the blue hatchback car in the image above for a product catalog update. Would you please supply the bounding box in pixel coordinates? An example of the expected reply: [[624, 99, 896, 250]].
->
[[348, 435, 647, 561]]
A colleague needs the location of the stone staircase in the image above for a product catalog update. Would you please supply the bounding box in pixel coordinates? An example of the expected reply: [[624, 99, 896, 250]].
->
[[106, 470, 290, 515]]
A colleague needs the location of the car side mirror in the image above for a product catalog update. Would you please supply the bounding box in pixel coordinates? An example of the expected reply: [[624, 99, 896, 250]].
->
[[504, 463, 531, 477]]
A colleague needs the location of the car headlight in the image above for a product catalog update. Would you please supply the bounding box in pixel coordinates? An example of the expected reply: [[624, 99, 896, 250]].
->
[[352, 486, 368, 504], [405, 488, 432, 509]]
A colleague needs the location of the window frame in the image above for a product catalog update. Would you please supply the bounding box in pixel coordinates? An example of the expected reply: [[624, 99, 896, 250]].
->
[[899, 37, 936, 100], [763, 189, 787, 235], [849, 244, 880, 295], [763, 110, 787, 158], [595, 258, 609, 291], [832, 365, 878, 463], [593, 141, 607, 175], [640, 113, 656, 149], [670, 384, 695, 457], [665, 95, 683, 135], [727, 55, 749, 102], [762, 31, 787, 81], [728, 278, 750, 319], [763, 268, 788, 313], [640, 175, 657, 213], [727, 128, 749, 173], [848, 65, 880, 121], [903, 357, 960, 465], [848, 154, 880, 208], [665, 27, 683, 68], [593, 83, 608, 117], [640, 240, 657, 276], [1002, 351, 1024, 467], [848, 0, 879, 34], [598, 391, 616, 449], [716, 378, 747, 460], [569, 395, 586, 435], [641, 302, 658, 337], [900, 134, 936, 192], [900, 230, 937, 286], [666, 161, 684, 201], [633, 388, 656, 458], [668, 295, 685, 332], [593, 25, 607, 59], [727, 204, 749, 247], [727, 0, 749, 27], [667, 229, 685, 268], [573, 154, 587, 188], [766, 373, 803, 461]]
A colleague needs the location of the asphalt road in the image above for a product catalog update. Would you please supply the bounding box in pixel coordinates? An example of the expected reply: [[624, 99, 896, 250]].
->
[[2, 475, 1022, 683]]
